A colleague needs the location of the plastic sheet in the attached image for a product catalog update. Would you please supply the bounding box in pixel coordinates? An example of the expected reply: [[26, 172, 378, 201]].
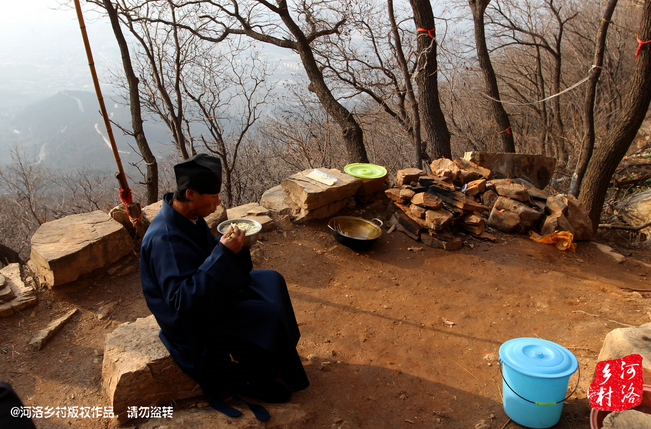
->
[[529, 231, 576, 253]]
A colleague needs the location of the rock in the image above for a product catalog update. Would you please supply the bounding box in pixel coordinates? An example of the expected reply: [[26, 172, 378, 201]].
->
[[260, 185, 299, 218], [453, 158, 491, 184], [487, 197, 543, 233], [465, 179, 486, 197], [488, 179, 530, 202], [597, 322, 651, 382], [137, 403, 307, 429], [482, 190, 499, 208], [430, 158, 460, 182], [0, 263, 37, 318], [29, 211, 134, 288], [97, 301, 118, 320], [29, 308, 78, 350], [603, 409, 651, 428], [294, 197, 355, 223], [540, 212, 576, 238], [563, 195, 594, 241], [616, 189, 651, 239], [516, 180, 549, 200], [141, 200, 163, 224], [463, 151, 556, 189], [474, 419, 491, 429], [593, 243, 626, 264], [274, 214, 295, 231], [204, 205, 228, 235], [282, 168, 362, 211], [425, 209, 454, 231], [396, 168, 426, 186], [0, 273, 15, 303], [226, 203, 274, 233], [542, 195, 593, 241], [103, 315, 202, 424]]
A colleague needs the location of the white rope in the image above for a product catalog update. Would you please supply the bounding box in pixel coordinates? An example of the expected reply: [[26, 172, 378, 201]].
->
[[481, 65, 598, 106]]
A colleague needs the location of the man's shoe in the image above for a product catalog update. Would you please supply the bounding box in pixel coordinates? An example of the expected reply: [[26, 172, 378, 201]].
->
[[237, 379, 291, 403]]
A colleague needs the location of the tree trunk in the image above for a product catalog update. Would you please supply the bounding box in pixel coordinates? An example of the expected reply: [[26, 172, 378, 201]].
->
[[409, 0, 451, 160], [278, 1, 369, 164], [568, 0, 618, 197], [103, 0, 159, 205], [388, 0, 423, 168], [469, 0, 515, 153], [579, 0, 651, 229]]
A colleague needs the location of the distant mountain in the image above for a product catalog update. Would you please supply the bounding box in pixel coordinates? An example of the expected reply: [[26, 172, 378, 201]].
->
[[0, 90, 173, 172]]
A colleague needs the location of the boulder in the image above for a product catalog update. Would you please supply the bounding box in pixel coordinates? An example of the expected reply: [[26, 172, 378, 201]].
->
[[103, 315, 202, 424], [226, 203, 274, 233], [396, 168, 426, 186], [463, 152, 556, 189], [487, 197, 543, 233], [28, 211, 134, 288], [617, 189, 651, 239], [482, 190, 499, 208], [0, 263, 37, 318], [260, 185, 299, 218], [294, 197, 355, 223], [385, 188, 410, 204], [281, 168, 362, 211], [542, 195, 593, 241], [597, 323, 651, 382], [204, 206, 228, 235]]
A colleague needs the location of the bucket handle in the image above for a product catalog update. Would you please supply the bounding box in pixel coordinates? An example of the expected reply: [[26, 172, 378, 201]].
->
[[499, 362, 580, 407]]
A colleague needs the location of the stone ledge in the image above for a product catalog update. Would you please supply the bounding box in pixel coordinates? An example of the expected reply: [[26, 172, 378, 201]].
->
[[29, 211, 134, 288]]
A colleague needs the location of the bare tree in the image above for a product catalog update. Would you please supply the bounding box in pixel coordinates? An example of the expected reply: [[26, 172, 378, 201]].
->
[[101, 0, 159, 205], [579, 0, 651, 228], [469, 0, 515, 152], [568, 0, 619, 196], [409, 0, 451, 160], [135, 0, 370, 164]]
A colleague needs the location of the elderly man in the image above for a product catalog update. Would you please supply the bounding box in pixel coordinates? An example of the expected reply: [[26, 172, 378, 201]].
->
[[140, 154, 308, 419]]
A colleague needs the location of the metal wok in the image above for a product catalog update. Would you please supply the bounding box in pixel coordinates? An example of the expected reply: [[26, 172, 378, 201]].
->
[[328, 216, 383, 250]]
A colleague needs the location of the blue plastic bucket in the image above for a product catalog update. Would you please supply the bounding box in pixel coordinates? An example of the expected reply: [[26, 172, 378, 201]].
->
[[499, 338, 578, 428]]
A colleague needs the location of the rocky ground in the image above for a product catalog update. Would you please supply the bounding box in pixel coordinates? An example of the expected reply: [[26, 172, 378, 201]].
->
[[1, 209, 651, 429]]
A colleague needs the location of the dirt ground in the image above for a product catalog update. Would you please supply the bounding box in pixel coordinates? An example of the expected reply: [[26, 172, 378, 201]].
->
[[2, 205, 651, 429]]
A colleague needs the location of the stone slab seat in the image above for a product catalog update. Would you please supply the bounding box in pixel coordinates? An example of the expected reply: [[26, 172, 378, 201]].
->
[[102, 315, 202, 424], [28, 211, 134, 288]]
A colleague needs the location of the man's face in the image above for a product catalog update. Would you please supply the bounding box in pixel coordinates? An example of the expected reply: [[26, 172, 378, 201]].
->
[[190, 191, 221, 218]]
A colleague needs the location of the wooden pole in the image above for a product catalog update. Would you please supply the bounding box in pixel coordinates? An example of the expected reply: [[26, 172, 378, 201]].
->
[[73, 0, 130, 193]]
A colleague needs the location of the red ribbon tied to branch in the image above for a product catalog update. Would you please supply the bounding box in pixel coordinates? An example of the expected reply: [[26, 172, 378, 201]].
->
[[417, 28, 436, 38], [500, 126, 512, 136], [637, 36, 651, 59]]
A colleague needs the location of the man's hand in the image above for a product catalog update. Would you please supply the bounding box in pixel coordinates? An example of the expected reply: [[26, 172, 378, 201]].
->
[[220, 225, 245, 253]]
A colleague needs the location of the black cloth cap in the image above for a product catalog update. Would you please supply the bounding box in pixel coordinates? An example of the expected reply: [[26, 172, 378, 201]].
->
[[174, 153, 222, 194]]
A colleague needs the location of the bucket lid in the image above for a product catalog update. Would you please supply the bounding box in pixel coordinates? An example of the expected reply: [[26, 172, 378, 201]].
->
[[499, 338, 578, 379], [344, 163, 387, 179]]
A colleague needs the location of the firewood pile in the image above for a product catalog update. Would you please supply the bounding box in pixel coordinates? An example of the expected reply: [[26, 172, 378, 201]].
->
[[384, 156, 594, 251]]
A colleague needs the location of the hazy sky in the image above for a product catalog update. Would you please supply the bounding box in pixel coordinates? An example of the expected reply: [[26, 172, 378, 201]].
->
[[0, 0, 120, 98]]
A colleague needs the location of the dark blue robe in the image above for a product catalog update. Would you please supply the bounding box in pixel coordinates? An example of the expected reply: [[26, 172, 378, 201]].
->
[[140, 193, 308, 400]]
